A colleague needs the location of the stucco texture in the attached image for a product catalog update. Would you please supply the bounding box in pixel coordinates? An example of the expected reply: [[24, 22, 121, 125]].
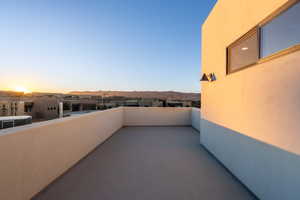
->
[[201, 0, 300, 154], [201, 1, 300, 199]]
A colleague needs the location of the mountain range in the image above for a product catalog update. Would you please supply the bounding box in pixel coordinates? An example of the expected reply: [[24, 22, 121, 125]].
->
[[0, 90, 200, 101], [69, 91, 200, 101]]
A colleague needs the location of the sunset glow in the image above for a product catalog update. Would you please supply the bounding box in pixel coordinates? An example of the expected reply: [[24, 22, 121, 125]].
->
[[14, 86, 32, 94], [0, 1, 214, 93]]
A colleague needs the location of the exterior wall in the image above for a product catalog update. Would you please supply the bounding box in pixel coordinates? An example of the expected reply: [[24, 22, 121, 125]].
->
[[17, 102, 25, 116], [0, 101, 25, 116], [191, 108, 200, 131], [201, 120, 300, 200], [0, 107, 123, 200], [201, 0, 300, 199], [31, 97, 60, 120], [0, 101, 10, 116], [123, 107, 191, 126], [59, 102, 63, 118]]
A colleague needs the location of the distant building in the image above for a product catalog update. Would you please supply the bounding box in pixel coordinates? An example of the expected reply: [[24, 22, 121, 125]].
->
[[30, 96, 61, 120], [0, 116, 32, 130], [0, 93, 199, 122], [125, 100, 139, 107], [139, 98, 163, 107], [0, 101, 25, 116], [0, 96, 64, 122], [24, 102, 34, 114]]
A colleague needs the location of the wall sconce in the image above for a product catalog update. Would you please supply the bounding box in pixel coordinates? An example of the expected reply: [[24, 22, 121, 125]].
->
[[208, 73, 216, 81], [200, 73, 216, 82], [200, 73, 209, 81]]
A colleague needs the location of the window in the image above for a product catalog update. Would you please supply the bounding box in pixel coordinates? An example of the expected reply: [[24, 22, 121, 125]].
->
[[227, 1, 300, 74], [227, 28, 259, 73], [260, 2, 300, 58]]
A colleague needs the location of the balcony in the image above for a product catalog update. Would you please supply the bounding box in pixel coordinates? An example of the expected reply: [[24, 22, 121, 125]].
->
[[0, 107, 256, 200]]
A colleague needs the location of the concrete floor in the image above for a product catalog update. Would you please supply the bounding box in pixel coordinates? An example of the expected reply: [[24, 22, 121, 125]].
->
[[33, 127, 256, 200]]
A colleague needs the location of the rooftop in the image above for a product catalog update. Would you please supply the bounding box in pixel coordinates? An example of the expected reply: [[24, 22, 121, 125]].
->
[[33, 126, 255, 200], [0, 107, 256, 200]]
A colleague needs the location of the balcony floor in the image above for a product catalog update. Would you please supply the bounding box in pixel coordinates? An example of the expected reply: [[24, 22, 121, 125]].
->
[[33, 127, 256, 200]]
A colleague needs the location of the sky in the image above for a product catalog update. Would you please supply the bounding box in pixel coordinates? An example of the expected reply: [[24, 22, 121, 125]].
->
[[0, 0, 216, 93]]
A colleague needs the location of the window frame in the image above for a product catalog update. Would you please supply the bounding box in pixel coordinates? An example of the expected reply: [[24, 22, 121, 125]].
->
[[226, 0, 300, 75], [226, 27, 260, 74]]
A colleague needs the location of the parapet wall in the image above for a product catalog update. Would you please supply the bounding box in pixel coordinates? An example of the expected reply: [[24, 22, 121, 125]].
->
[[0, 107, 200, 200], [123, 107, 191, 126], [191, 108, 201, 131], [0, 107, 123, 200]]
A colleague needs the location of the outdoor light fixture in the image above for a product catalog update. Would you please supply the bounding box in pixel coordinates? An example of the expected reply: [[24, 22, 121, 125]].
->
[[200, 73, 209, 81], [208, 73, 216, 81], [241, 47, 249, 51], [200, 73, 216, 82]]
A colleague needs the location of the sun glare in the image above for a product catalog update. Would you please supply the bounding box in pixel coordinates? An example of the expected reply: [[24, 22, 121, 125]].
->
[[14, 86, 32, 94]]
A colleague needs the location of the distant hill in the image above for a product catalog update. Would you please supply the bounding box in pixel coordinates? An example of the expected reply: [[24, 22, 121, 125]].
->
[[0, 90, 200, 101], [69, 91, 200, 101], [0, 90, 24, 96]]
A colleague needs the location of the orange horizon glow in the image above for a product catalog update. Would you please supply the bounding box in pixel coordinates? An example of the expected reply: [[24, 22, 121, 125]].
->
[[0, 84, 68, 94], [13, 86, 32, 94]]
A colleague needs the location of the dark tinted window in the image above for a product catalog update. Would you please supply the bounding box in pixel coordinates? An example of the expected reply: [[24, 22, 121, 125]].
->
[[260, 2, 300, 58], [227, 28, 259, 73]]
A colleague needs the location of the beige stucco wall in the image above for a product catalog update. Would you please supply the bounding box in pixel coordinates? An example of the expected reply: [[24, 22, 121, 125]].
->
[[17, 102, 25, 116], [123, 107, 192, 126], [0, 107, 123, 200], [191, 108, 200, 131], [201, 1, 300, 199], [201, 0, 300, 154]]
